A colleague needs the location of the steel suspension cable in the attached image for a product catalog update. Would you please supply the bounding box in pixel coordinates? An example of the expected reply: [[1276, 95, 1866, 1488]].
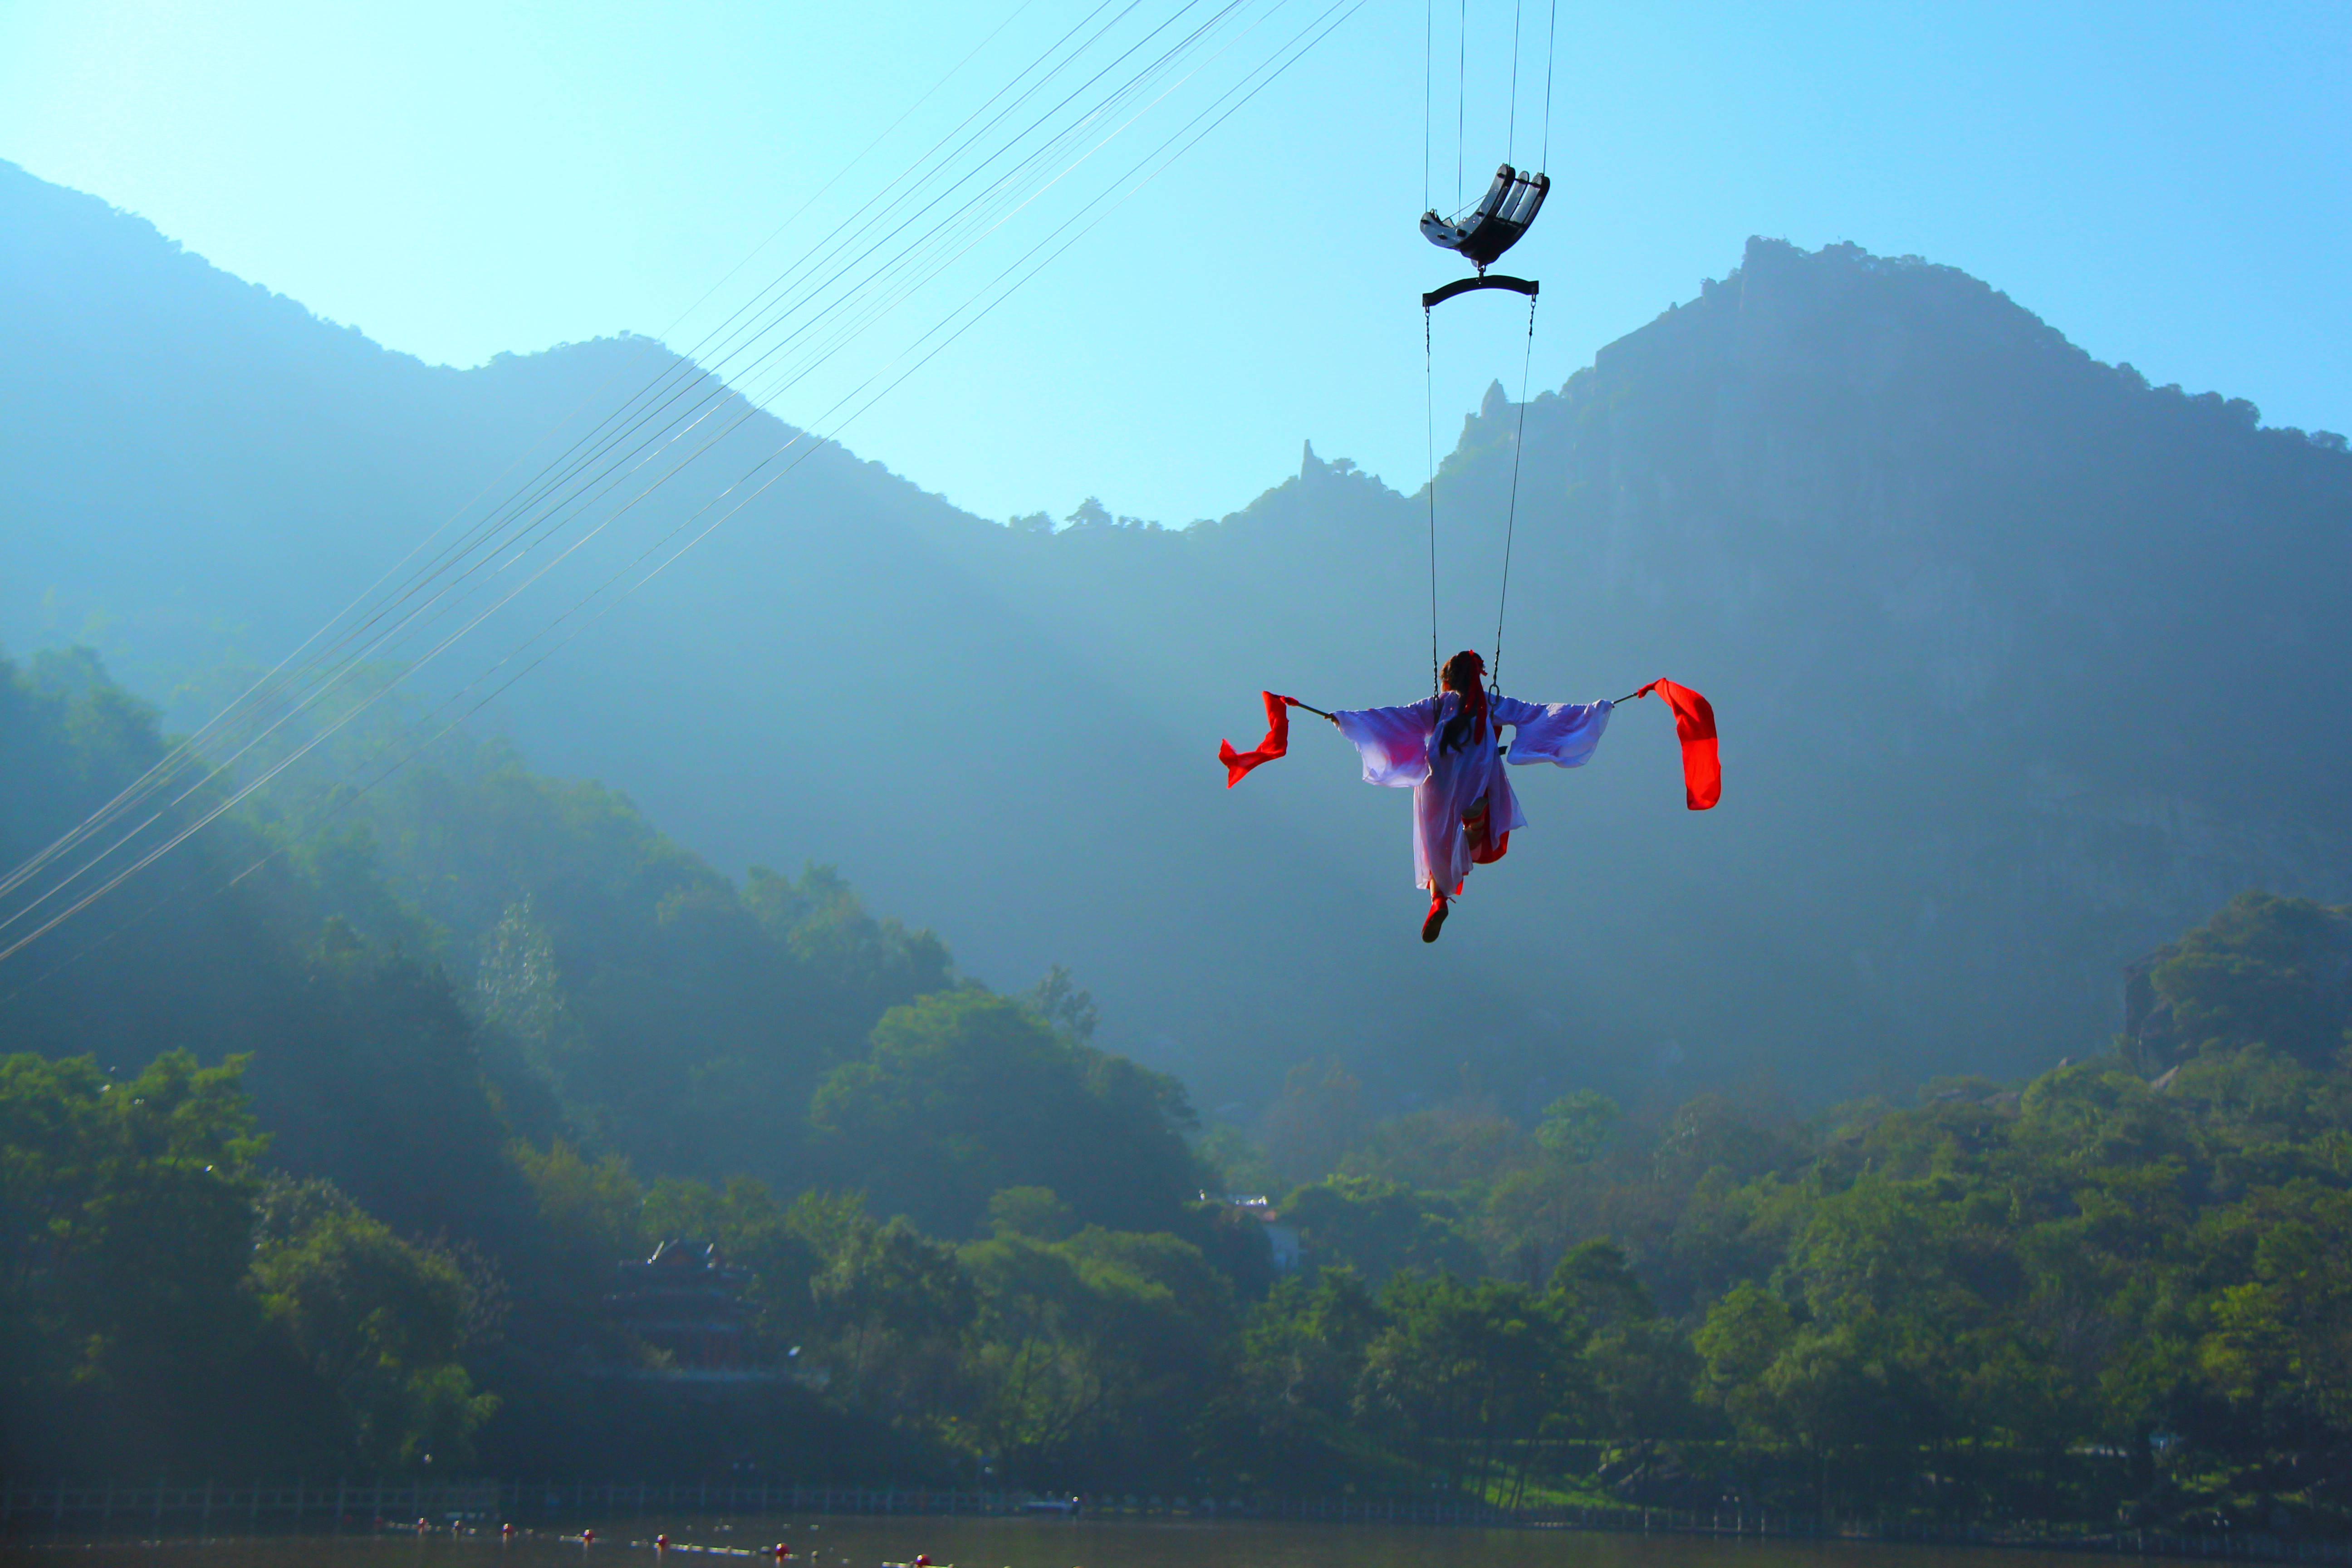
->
[[424, 0, 1244, 565], [0, 0, 1265, 949], [1426, 304, 1440, 692], [1507, 0, 1522, 167], [371, 0, 1254, 669], [0, 25, 1162, 939], [398, 0, 1120, 582], [384, 0, 1189, 563], [660, 0, 1049, 362], [0, 0, 1367, 970], [526, 0, 1366, 655], [1540, 0, 1557, 170], [1455, 0, 1467, 210], [437, 0, 1371, 729], [0, 0, 1107, 909], [426, 0, 1187, 576], [123, 0, 1367, 978], [0, 0, 1341, 963], [1490, 290, 1537, 691]]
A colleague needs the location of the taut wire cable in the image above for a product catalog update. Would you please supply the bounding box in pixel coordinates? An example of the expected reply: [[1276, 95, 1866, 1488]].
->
[[1426, 304, 1439, 693], [1506, 0, 1521, 166], [1490, 290, 1537, 690], [0, 0, 1228, 947], [0, 0, 1111, 913], [0, 0, 1257, 955], [1540, 0, 1557, 169], [0, 0, 1368, 968], [1455, 0, 1467, 210]]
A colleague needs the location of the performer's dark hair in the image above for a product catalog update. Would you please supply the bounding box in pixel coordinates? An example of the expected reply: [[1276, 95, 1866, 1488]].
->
[[1437, 650, 1490, 754]]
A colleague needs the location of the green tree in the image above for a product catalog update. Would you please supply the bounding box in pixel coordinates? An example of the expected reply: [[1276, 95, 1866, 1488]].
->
[[250, 1176, 499, 1467], [2143, 892, 2352, 1068], [1549, 1240, 1700, 1441], [1259, 1060, 1365, 1187], [801, 1197, 975, 1426], [516, 1138, 644, 1262], [1282, 1175, 1484, 1284], [1535, 1091, 1622, 1164], [2195, 1181, 2352, 1447], [1694, 1281, 1798, 1441], [0, 1049, 276, 1472], [985, 1185, 1078, 1241], [1021, 964, 1099, 1043], [1357, 1273, 1578, 1500], [810, 990, 1201, 1237]]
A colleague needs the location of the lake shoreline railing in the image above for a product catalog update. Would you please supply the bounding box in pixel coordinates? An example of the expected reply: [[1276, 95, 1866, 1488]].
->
[[2, 1479, 2347, 1563]]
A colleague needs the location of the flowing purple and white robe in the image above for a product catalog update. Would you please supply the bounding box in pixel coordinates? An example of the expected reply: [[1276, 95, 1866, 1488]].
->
[[1332, 691, 1612, 893]]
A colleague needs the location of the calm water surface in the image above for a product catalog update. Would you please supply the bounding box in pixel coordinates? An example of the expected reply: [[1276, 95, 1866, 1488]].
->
[[0, 1517, 2205, 1568]]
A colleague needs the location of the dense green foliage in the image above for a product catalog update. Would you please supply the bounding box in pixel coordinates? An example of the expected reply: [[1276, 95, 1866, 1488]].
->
[[2129, 892, 2352, 1073], [0, 649, 1211, 1477], [0, 1049, 276, 1474], [4, 651, 2349, 1538], [810, 990, 1200, 1237], [249, 1176, 499, 1468], [1220, 896, 2352, 1526]]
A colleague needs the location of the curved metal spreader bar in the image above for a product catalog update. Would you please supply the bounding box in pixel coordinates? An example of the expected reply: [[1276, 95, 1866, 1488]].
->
[[1422, 273, 1539, 309]]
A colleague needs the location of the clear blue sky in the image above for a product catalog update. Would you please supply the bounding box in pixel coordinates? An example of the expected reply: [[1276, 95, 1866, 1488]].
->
[[3, 0, 2346, 526]]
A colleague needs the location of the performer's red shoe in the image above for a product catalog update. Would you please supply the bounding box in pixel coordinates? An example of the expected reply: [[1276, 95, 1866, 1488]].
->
[[1421, 893, 1449, 943]]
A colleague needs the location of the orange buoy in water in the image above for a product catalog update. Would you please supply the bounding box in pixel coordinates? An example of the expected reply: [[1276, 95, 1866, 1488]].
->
[[416, 1518, 431, 1535], [656, 1535, 671, 1550], [504, 1524, 518, 1539], [584, 1528, 597, 1545]]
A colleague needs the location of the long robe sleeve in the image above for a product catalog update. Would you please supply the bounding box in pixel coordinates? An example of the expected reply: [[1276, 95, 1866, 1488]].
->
[[1333, 699, 1439, 787], [1496, 696, 1612, 768]]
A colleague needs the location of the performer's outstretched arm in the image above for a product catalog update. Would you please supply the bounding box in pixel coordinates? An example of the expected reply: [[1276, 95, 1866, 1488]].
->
[[1494, 696, 1613, 768], [1330, 698, 1440, 787]]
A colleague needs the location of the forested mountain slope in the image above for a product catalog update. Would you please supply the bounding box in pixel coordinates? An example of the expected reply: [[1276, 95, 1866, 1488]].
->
[[0, 647, 1227, 1476], [6, 158, 2348, 1114]]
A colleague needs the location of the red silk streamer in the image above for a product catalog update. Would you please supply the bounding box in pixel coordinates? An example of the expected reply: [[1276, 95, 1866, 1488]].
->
[[1633, 679, 1721, 810], [1218, 692, 1300, 787]]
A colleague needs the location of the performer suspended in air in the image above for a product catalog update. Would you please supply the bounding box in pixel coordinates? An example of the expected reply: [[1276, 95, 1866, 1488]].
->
[[1206, 0, 1719, 943], [1330, 650, 1608, 942], [1218, 654, 1718, 944]]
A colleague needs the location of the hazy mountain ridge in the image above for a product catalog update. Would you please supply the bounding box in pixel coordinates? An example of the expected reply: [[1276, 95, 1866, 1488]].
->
[[0, 160, 992, 685], [5, 159, 2349, 1115]]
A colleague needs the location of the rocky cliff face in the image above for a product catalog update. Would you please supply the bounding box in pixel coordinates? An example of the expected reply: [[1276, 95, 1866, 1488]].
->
[[7, 157, 2348, 1110], [1458, 237, 2352, 1086]]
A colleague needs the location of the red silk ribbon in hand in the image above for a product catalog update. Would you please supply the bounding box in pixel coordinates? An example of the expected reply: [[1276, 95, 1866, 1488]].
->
[[1633, 679, 1720, 810], [1218, 692, 1300, 787]]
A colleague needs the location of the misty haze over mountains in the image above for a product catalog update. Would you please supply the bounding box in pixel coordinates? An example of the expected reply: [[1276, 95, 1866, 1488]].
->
[[5, 157, 2349, 1119]]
